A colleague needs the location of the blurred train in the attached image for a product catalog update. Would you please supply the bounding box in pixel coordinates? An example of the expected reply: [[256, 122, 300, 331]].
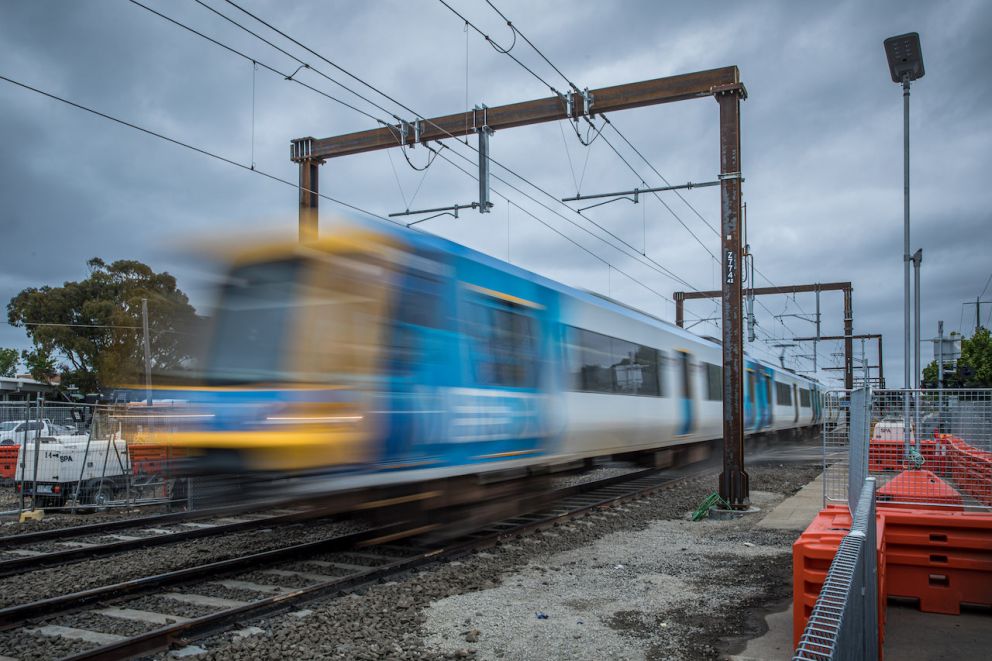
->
[[156, 217, 832, 500]]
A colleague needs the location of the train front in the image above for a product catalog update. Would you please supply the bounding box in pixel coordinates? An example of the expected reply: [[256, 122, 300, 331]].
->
[[165, 230, 401, 501]]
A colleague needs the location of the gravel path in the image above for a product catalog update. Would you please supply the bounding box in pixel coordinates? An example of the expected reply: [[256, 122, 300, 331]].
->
[[178, 463, 821, 660]]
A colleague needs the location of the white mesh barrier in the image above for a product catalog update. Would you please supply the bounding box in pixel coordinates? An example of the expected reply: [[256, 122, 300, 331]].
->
[[823, 388, 992, 511]]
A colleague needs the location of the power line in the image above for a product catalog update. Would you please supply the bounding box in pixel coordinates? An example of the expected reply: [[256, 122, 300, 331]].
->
[[467, 4, 817, 370], [980, 271, 992, 299], [129, 0, 386, 126], [1, 321, 192, 335], [129, 0, 714, 313], [214, 1, 798, 364], [217, 1, 713, 295], [0, 72, 402, 228]]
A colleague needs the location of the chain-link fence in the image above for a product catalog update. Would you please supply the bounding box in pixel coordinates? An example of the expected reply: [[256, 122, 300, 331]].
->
[[823, 388, 992, 511], [1, 399, 190, 513], [794, 477, 879, 661]]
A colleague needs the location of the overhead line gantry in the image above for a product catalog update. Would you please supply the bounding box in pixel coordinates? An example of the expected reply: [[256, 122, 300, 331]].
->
[[674, 282, 856, 390], [291, 65, 752, 508]]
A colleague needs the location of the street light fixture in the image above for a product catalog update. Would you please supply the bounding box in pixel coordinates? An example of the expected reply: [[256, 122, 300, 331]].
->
[[884, 33, 925, 83], [884, 32, 924, 454]]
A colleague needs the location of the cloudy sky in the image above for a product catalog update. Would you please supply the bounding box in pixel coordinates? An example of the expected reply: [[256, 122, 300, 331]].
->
[[1, 0, 990, 387]]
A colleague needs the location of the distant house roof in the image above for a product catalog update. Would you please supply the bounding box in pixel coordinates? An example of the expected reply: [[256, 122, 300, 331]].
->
[[0, 376, 58, 394]]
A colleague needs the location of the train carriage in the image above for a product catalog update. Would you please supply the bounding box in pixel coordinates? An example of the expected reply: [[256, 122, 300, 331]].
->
[[157, 217, 824, 496]]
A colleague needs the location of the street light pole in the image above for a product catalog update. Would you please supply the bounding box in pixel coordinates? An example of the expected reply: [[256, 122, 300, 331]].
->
[[885, 32, 925, 454]]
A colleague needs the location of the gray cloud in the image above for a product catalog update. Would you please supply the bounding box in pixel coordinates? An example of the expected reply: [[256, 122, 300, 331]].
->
[[1, 0, 990, 385]]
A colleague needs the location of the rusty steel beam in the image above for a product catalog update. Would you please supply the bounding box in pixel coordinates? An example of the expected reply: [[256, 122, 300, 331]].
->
[[794, 333, 884, 389], [677, 281, 853, 302], [717, 87, 748, 509], [292, 67, 741, 161], [675, 281, 855, 391]]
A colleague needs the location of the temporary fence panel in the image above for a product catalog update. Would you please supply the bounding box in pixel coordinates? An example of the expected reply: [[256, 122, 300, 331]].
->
[[822, 389, 854, 507], [794, 478, 879, 661], [1, 400, 191, 513], [871, 389, 992, 510]]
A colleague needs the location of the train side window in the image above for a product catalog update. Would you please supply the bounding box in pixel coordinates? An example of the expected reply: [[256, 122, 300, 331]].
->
[[800, 388, 811, 408], [776, 381, 792, 406], [389, 271, 442, 374], [567, 327, 662, 397], [466, 299, 537, 388], [705, 362, 722, 401]]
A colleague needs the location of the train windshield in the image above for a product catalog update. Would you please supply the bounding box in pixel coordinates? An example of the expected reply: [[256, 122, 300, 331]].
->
[[205, 254, 390, 385], [206, 259, 302, 384]]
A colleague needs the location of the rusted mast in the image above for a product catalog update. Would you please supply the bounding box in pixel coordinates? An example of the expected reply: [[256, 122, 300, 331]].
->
[[716, 81, 748, 508], [291, 137, 323, 242]]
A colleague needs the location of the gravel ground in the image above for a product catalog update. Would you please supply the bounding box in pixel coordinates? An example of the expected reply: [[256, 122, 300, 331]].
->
[[549, 465, 645, 489], [178, 463, 821, 660], [0, 483, 171, 533], [0, 518, 369, 609]]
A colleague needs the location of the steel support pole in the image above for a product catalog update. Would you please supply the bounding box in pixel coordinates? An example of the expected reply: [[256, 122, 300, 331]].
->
[[844, 286, 854, 391], [299, 159, 320, 242], [717, 89, 748, 508], [938, 320, 944, 433], [674, 292, 685, 328], [902, 75, 912, 454], [913, 249, 922, 448], [877, 335, 885, 388], [142, 298, 152, 406]]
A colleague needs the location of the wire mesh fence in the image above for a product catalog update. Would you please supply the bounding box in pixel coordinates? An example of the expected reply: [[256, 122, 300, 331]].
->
[[794, 477, 879, 661], [1, 399, 191, 513], [823, 388, 992, 511]]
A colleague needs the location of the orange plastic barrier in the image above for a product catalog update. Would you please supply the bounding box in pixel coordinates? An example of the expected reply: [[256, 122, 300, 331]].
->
[[883, 508, 992, 615], [128, 444, 184, 477], [794, 488, 992, 653], [943, 435, 992, 506], [0, 445, 18, 480], [877, 470, 964, 510], [869, 437, 949, 476]]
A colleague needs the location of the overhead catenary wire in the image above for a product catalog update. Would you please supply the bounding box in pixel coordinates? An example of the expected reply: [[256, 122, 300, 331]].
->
[[126, 0, 716, 318], [216, 0, 715, 297], [447, 2, 792, 366], [980, 271, 992, 299], [0, 73, 405, 230], [206, 1, 782, 362]]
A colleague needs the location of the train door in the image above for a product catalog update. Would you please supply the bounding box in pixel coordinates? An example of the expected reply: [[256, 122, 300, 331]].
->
[[760, 370, 772, 429], [453, 284, 547, 464], [382, 265, 448, 465], [744, 367, 756, 431], [676, 350, 695, 435], [792, 384, 799, 423]]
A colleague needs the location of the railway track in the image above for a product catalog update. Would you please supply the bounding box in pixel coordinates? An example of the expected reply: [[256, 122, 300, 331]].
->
[[0, 504, 345, 578], [0, 466, 707, 660]]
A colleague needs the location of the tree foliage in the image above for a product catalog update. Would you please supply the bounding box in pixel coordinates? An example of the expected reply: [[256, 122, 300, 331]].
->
[[922, 327, 992, 388], [7, 258, 201, 392], [0, 348, 18, 378]]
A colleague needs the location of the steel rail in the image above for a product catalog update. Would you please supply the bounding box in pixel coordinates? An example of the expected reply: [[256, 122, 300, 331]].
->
[[0, 520, 421, 628], [0, 499, 312, 549], [53, 467, 707, 660], [0, 506, 346, 577]]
